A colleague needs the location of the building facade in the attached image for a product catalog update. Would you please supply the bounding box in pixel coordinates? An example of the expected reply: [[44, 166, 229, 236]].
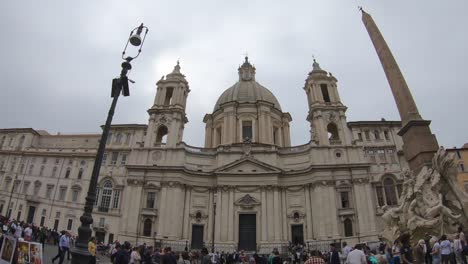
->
[[0, 57, 411, 253], [447, 144, 468, 192]]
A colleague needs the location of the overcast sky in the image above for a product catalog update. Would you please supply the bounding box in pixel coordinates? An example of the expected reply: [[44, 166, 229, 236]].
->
[[1, 0, 467, 148]]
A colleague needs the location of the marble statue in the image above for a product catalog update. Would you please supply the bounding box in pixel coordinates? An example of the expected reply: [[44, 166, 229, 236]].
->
[[382, 147, 467, 241]]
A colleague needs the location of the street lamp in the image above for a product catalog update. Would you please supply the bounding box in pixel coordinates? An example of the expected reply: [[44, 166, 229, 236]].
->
[[211, 190, 218, 253], [70, 23, 148, 264]]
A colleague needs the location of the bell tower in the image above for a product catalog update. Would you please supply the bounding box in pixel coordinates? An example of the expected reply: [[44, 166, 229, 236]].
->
[[304, 60, 352, 145], [145, 61, 189, 148]]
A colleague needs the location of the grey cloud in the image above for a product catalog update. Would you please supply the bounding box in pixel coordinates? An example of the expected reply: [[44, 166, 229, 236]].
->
[[1, 0, 467, 148]]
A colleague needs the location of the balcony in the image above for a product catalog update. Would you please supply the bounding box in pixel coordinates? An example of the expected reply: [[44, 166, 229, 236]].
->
[[141, 208, 158, 217]]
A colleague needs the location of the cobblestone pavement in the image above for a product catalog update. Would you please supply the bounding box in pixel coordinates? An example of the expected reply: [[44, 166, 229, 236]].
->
[[44, 244, 111, 264]]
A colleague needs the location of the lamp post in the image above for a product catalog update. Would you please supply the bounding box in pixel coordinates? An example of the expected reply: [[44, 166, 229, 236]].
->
[[211, 190, 218, 253], [70, 23, 148, 264]]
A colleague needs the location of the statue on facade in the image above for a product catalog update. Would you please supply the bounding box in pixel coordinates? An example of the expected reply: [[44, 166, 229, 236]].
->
[[382, 147, 468, 241]]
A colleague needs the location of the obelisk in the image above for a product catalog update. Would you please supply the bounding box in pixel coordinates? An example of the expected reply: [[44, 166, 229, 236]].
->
[[361, 9, 439, 173]]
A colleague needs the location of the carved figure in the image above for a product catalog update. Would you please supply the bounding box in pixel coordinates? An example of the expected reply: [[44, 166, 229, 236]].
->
[[382, 147, 468, 242]]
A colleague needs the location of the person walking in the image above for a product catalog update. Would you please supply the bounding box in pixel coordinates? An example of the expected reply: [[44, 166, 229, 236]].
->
[[202, 248, 212, 264], [425, 234, 433, 264], [52, 231, 68, 264], [24, 224, 32, 241], [440, 235, 451, 264]]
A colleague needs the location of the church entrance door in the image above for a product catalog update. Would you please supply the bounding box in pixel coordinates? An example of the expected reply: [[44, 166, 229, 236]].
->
[[26, 206, 36, 224], [238, 214, 256, 251], [291, 225, 304, 245], [191, 225, 204, 249]]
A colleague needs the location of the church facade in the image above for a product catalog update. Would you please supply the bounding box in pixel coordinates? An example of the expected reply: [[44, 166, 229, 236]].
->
[[0, 56, 409, 253]]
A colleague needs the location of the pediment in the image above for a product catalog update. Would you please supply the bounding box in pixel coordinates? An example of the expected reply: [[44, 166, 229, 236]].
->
[[215, 157, 282, 175]]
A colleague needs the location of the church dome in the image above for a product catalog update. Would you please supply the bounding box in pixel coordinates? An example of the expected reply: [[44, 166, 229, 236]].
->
[[213, 57, 282, 111]]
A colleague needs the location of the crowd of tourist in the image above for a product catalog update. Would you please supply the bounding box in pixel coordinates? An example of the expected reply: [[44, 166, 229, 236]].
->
[[1, 215, 468, 264]]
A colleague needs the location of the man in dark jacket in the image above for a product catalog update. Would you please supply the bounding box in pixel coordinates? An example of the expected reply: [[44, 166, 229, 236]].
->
[[115, 241, 131, 264], [329, 244, 341, 264]]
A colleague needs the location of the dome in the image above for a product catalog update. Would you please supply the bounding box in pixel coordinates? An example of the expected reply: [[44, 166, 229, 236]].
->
[[213, 57, 282, 111]]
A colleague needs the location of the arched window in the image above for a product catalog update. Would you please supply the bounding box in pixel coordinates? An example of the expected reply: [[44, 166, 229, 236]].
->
[[143, 219, 152, 236], [327, 123, 339, 140], [65, 168, 71, 178], [18, 135, 25, 148], [383, 178, 398, 206], [77, 168, 83, 179], [344, 218, 353, 237], [99, 181, 113, 212], [155, 126, 168, 144], [164, 87, 174, 105]]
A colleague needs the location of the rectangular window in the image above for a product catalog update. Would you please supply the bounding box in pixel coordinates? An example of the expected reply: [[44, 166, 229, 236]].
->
[[378, 149, 386, 163], [46, 185, 54, 199], [242, 121, 253, 141], [67, 219, 73, 230], [56, 211, 61, 218], [273, 127, 279, 145], [102, 152, 107, 166], [125, 133, 131, 145], [106, 133, 112, 145], [72, 190, 79, 202], [112, 190, 121, 209], [13, 182, 20, 193], [120, 154, 127, 165], [40, 216, 45, 227], [99, 217, 105, 227], [340, 192, 350, 209], [28, 165, 34, 175], [34, 185, 40, 196], [357, 132, 363, 141], [320, 84, 331, 103], [111, 152, 118, 166], [376, 186, 384, 207], [54, 219, 59, 230], [95, 188, 100, 206], [52, 167, 57, 177], [146, 192, 156, 208], [22, 182, 30, 194], [42, 157, 47, 164], [59, 187, 67, 201], [216, 127, 222, 145], [55, 158, 60, 164]]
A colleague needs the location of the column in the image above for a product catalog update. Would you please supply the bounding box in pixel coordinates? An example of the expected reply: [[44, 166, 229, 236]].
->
[[206, 189, 214, 243], [273, 187, 281, 241], [228, 188, 234, 241], [304, 185, 313, 240], [158, 186, 168, 237], [281, 188, 288, 241], [261, 188, 267, 241], [182, 186, 192, 239], [215, 189, 222, 242]]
